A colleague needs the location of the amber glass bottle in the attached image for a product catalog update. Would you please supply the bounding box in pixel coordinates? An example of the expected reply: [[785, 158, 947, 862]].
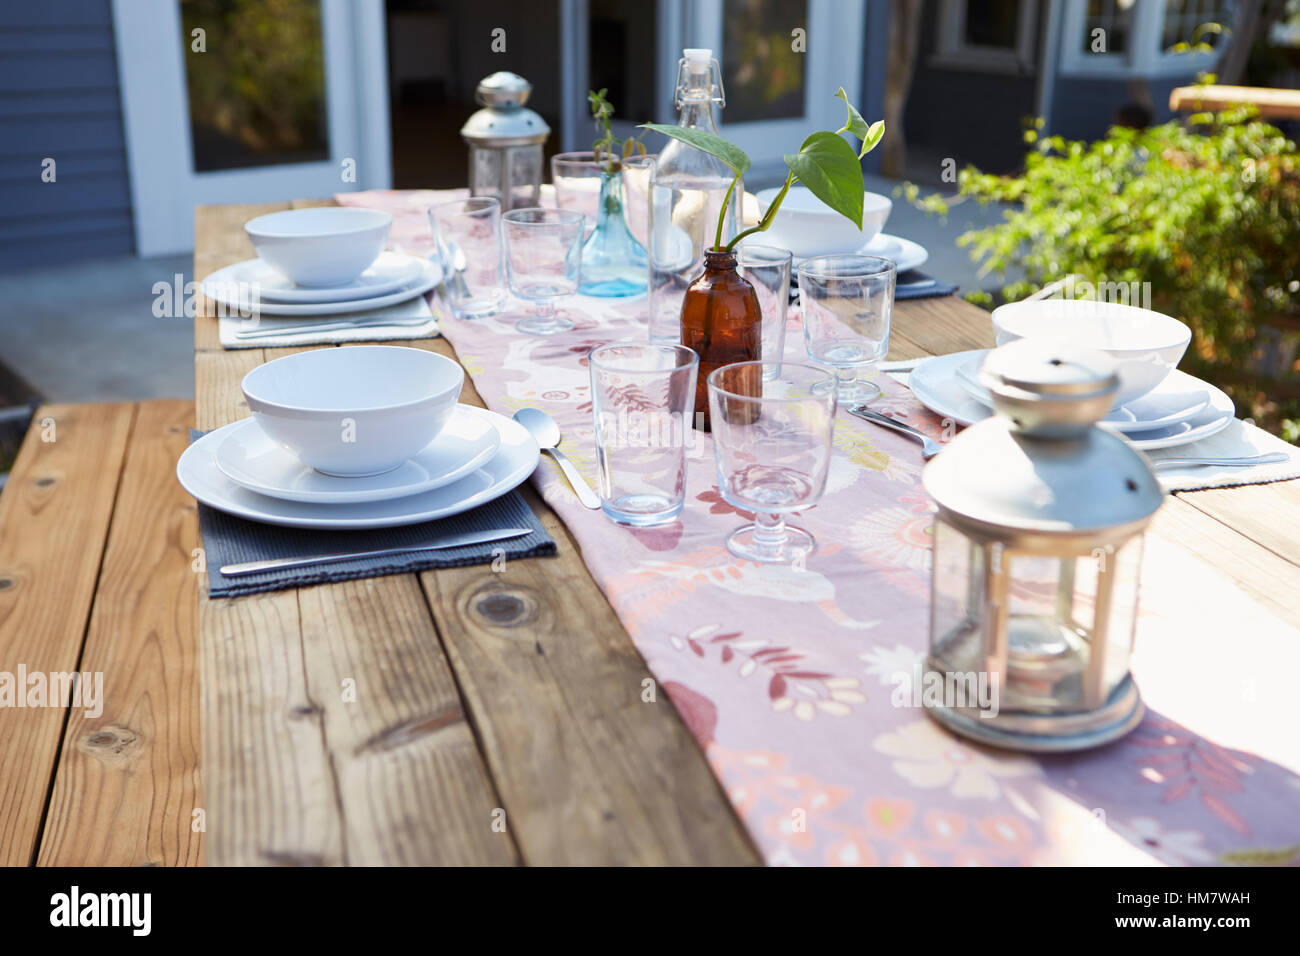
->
[[680, 248, 762, 429]]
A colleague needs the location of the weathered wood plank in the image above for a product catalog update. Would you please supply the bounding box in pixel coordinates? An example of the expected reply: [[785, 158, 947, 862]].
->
[[37, 400, 202, 866], [199, 585, 342, 866], [296, 576, 520, 865], [194, 347, 262, 431], [891, 294, 996, 357], [1176, 480, 1300, 570], [420, 542, 761, 865], [0, 402, 134, 866], [1151, 496, 1300, 629]]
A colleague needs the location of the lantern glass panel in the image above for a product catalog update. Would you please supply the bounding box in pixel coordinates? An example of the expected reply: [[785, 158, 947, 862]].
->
[[471, 147, 503, 203], [1002, 551, 1097, 711], [929, 517, 986, 676], [1100, 536, 1144, 695], [508, 146, 543, 208], [931, 520, 1146, 716]]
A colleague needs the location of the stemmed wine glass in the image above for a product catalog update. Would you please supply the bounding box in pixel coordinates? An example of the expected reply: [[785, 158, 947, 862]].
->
[[707, 361, 837, 563], [502, 208, 584, 335], [799, 254, 895, 404]]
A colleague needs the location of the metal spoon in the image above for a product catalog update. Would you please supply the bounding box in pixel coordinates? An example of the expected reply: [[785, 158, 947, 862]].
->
[[438, 236, 472, 301], [512, 408, 601, 509]]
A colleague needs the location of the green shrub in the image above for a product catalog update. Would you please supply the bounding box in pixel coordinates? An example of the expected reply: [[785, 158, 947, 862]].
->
[[905, 107, 1300, 440]]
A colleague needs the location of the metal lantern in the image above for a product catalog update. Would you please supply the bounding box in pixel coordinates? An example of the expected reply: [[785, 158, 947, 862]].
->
[[921, 339, 1166, 752], [460, 71, 550, 210]]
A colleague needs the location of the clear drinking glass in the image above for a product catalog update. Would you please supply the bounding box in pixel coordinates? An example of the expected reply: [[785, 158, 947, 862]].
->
[[737, 244, 793, 379], [589, 343, 699, 526], [798, 254, 896, 404], [551, 152, 602, 232], [708, 361, 837, 563], [502, 207, 584, 335], [620, 154, 655, 249], [428, 197, 506, 318]]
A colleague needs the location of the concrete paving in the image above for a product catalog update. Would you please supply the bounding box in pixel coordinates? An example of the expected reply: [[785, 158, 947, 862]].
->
[[0, 178, 1015, 404], [0, 253, 194, 403]]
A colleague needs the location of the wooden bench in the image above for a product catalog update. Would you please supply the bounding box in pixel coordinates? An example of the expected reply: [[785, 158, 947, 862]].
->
[[1170, 84, 1300, 120]]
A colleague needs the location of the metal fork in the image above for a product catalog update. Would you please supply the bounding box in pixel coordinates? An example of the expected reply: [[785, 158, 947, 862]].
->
[[848, 405, 943, 459]]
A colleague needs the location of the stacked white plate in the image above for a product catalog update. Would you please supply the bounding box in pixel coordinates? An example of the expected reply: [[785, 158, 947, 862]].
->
[[907, 349, 1234, 451], [743, 232, 929, 272], [202, 251, 442, 317], [178, 405, 539, 529]]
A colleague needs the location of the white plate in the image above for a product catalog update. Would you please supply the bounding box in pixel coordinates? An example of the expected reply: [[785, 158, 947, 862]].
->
[[909, 350, 1234, 451], [953, 350, 1212, 434], [256, 252, 422, 302], [785, 233, 929, 273], [178, 408, 538, 529], [215, 405, 502, 504], [202, 257, 442, 317]]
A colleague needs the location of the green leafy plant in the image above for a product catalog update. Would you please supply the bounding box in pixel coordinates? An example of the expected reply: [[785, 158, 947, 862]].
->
[[640, 88, 883, 252], [903, 106, 1300, 441], [587, 89, 645, 174]]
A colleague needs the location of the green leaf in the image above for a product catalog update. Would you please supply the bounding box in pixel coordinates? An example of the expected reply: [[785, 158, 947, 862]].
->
[[639, 123, 751, 175], [861, 120, 885, 157], [784, 131, 864, 229], [834, 87, 871, 141], [834, 88, 884, 158]]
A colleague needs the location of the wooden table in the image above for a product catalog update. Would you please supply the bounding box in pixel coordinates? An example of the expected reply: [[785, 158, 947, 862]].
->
[[4, 200, 1299, 866]]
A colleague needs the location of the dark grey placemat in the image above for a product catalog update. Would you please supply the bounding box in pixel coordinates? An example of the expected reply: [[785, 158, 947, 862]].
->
[[791, 269, 958, 302], [894, 270, 959, 300], [191, 431, 554, 598]]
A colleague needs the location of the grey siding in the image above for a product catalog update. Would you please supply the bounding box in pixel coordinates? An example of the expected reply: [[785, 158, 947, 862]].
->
[[1049, 75, 1191, 143], [0, 0, 134, 271]]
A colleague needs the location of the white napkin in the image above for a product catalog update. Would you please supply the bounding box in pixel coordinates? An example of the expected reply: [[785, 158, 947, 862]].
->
[[885, 367, 1300, 493], [217, 293, 438, 350], [1144, 417, 1300, 492]]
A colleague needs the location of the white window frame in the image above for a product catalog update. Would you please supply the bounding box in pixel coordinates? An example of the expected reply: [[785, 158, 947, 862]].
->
[[930, 0, 1039, 75], [113, 0, 390, 257], [1059, 0, 1223, 78]]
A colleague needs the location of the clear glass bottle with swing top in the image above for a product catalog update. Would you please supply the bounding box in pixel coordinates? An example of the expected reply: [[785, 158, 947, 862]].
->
[[646, 49, 743, 343]]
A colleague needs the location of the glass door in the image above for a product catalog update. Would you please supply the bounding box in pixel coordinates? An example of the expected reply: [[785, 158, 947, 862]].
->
[[687, 0, 867, 177], [112, 0, 389, 255]]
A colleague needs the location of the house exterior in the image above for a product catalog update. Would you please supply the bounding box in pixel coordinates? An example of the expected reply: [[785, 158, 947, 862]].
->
[[905, 0, 1229, 174], [1, 0, 1239, 270]]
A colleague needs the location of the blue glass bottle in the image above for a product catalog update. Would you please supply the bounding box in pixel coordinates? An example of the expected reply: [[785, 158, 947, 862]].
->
[[578, 167, 648, 298]]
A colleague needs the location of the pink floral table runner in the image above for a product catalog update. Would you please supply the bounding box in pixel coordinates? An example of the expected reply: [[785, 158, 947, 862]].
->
[[339, 189, 1300, 867]]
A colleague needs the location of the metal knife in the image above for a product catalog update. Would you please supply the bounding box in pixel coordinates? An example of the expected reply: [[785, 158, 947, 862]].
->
[[233, 316, 432, 339], [220, 527, 533, 577]]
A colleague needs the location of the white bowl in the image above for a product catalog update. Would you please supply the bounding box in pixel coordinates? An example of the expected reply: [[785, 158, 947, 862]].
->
[[755, 185, 891, 258], [241, 346, 464, 476], [244, 208, 392, 287], [990, 299, 1191, 407]]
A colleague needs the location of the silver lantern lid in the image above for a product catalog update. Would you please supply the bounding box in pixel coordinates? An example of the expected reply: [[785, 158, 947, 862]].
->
[[460, 72, 550, 147], [922, 339, 1165, 536]]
